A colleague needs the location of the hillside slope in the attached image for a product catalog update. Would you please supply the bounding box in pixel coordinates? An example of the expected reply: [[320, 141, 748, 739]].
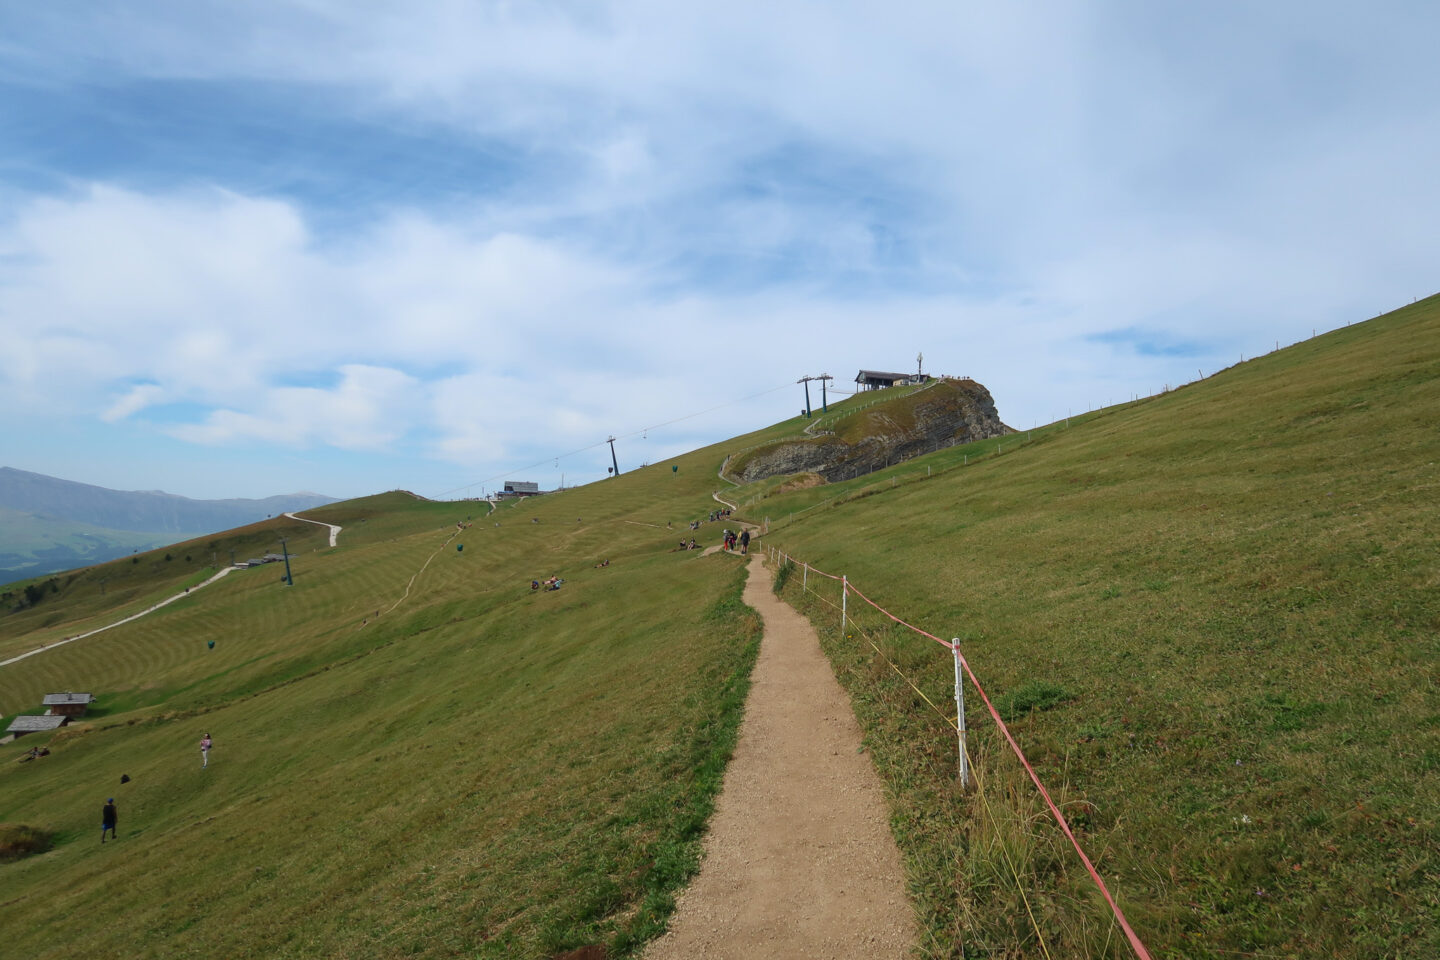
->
[[1, 295, 1436, 958], [0, 472, 769, 957], [758, 294, 1440, 957]]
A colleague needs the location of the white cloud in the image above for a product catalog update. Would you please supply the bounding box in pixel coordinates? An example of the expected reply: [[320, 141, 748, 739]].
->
[[3, 3, 1439, 498], [101, 383, 165, 422], [168, 364, 422, 450]]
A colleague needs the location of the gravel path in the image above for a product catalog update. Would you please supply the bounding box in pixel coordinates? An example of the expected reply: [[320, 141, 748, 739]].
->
[[645, 556, 914, 959], [285, 511, 342, 547]]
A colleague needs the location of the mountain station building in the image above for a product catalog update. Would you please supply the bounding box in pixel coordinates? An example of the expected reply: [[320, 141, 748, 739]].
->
[[855, 369, 931, 391]]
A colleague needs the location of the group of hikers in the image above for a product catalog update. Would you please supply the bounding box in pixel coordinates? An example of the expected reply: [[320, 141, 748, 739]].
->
[[674, 526, 753, 554], [723, 529, 752, 554], [684, 508, 733, 532], [531, 576, 564, 591]]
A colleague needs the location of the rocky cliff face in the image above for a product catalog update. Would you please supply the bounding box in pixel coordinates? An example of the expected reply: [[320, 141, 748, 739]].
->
[[732, 379, 1012, 484]]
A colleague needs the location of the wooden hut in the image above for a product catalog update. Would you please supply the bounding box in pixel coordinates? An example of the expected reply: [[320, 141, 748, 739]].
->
[[42, 692, 95, 718], [6, 715, 69, 738]]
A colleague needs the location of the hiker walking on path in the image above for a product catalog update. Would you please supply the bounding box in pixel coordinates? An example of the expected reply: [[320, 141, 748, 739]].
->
[[200, 733, 213, 768], [101, 798, 118, 842], [740, 529, 750, 554]]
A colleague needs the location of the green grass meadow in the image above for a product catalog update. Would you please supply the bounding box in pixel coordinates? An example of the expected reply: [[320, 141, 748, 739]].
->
[[2, 295, 1437, 958], [2, 477, 762, 957], [762, 297, 1440, 957]]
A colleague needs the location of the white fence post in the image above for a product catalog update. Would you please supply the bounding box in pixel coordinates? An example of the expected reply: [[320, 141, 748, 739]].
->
[[953, 639, 969, 789], [841, 575, 848, 632], [803, 562, 808, 591]]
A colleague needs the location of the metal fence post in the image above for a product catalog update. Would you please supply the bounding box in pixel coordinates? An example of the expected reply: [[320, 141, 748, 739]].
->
[[841, 575, 848, 632], [953, 639, 969, 789]]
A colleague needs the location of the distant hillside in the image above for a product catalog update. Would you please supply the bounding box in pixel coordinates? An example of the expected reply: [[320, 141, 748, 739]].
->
[[0, 468, 335, 580], [0, 507, 172, 581]]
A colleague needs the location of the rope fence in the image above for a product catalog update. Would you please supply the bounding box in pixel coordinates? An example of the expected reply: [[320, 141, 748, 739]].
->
[[767, 544, 1152, 960]]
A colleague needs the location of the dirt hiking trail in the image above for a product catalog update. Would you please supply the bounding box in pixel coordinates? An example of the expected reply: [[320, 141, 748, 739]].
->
[[645, 556, 914, 959]]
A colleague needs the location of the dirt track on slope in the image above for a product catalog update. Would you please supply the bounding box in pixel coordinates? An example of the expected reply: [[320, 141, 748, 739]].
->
[[644, 556, 914, 959]]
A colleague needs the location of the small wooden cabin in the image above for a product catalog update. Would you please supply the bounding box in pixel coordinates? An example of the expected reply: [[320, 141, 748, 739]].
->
[[42, 692, 95, 718], [6, 715, 69, 738]]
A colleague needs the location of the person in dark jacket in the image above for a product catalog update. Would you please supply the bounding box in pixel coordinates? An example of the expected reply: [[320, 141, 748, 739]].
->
[[101, 798, 118, 842], [740, 529, 751, 554]]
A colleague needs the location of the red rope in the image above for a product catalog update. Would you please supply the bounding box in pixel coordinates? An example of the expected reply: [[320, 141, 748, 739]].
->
[[785, 553, 842, 579], [956, 651, 1152, 960], [844, 580, 955, 650], [780, 551, 1152, 960]]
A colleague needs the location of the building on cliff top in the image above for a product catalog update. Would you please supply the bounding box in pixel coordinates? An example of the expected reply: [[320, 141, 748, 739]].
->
[[499, 481, 541, 497], [855, 369, 929, 390]]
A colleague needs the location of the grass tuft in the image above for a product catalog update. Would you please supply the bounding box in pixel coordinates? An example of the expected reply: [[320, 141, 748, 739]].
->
[[997, 681, 1073, 722], [0, 823, 54, 862], [772, 558, 796, 594]]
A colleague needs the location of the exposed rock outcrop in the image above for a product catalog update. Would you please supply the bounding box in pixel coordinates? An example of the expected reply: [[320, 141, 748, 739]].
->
[[731, 379, 1011, 484]]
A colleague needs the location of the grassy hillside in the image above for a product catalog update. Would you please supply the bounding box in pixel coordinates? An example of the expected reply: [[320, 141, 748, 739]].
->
[[759, 295, 1440, 957], [0, 475, 765, 958], [0, 515, 333, 667], [2, 295, 1435, 958]]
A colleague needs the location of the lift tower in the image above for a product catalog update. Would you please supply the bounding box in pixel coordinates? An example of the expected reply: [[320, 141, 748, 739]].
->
[[797, 375, 816, 418], [817, 373, 833, 413]]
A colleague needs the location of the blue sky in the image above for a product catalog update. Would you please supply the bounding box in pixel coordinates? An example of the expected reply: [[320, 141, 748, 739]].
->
[[1, 2, 1437, 500]]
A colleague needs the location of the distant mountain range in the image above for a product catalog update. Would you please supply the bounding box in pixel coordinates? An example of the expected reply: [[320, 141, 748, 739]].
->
[[0, 467, 335, 581]]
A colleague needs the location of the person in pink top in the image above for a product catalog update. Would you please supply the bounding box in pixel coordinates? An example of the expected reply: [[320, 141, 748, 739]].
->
[[200, 733, 213, 768]]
